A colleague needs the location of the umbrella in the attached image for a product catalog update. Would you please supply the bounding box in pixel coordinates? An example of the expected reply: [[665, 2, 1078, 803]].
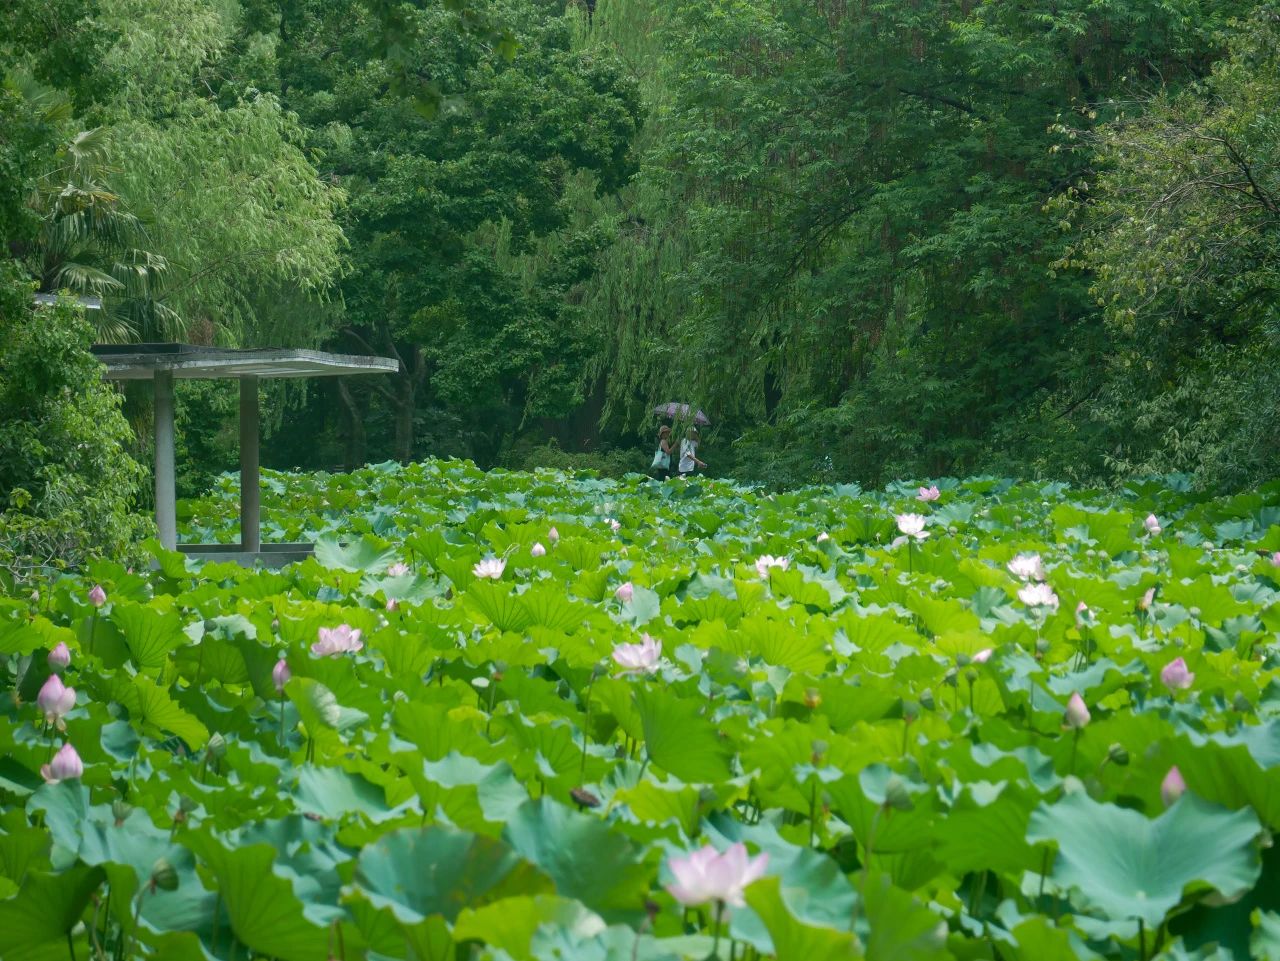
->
[[654, 402, 710, 426]]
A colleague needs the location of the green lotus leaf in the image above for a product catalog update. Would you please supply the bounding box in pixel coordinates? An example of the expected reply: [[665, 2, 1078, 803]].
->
[[110, 601, 188, 669], [502, 799, 651, 921], [0, 863, 104, 961], [314, 535, 398, 573], [744, 876, 862, 960], [1027, 791, 1263, 926], [634, 686, 733, 783]]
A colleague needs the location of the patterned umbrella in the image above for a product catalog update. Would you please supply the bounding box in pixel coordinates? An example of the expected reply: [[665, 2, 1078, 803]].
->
[[653, 402, 710, 425]]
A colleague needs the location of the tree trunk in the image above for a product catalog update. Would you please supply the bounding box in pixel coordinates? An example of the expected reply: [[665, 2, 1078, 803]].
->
[[336, 378, 366, 471]]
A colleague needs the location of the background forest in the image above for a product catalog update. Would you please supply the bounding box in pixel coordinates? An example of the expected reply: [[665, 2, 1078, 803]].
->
[[3, 0, 1279, 526]]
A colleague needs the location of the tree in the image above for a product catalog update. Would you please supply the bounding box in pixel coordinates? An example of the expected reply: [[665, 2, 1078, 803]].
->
[[0, 263, 150, 582], [1069, 8, 1280, 488]]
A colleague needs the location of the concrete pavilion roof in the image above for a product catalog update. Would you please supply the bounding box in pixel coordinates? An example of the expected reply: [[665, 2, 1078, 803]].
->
[[91, 343, 399, 380]]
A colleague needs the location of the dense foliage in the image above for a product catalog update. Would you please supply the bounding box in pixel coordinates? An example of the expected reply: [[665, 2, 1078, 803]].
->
[[4, 0, 1279, 490], [5, 461, 1280, 958], [0, 266, 149, 582]]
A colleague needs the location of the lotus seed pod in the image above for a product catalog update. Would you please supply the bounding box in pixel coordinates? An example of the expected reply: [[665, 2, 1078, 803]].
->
[[919, 689, 935, 711], [965, 669, 979, 684], [178, 795, 197, 814], [883, 774, 914, 811], [1107, 743, 1130, 766], [151, 858, 179, 891], [956, 653, 971, 667], [810, 739, 828, 761], [112, 800, 134, 825], [206, 732, 226, 759], [1233, 692, 1252, 713], [1035, 638, 1050, 655], [804, 687, 822, 709], [203, 619, 217, 634], [943, 668, 958, 688], [901, 699, 919, 722]]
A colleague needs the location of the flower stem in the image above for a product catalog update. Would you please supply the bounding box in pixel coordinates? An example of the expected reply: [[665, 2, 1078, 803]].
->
[[1069, 728, 1080, 776], [710, 901, 724, 959]]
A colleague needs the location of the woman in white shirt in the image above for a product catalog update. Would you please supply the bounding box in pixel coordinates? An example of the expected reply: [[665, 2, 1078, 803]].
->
[[678, 427, 707, 476]]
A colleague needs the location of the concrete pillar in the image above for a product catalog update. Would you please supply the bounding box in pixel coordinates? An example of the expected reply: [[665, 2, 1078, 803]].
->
[[239, 376, 261, 553], [153, 370, 177, 550]]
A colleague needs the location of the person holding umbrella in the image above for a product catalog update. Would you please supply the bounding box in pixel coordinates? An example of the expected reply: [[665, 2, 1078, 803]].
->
[[651, 425, 676, 479], [653, 403, 710, 478]]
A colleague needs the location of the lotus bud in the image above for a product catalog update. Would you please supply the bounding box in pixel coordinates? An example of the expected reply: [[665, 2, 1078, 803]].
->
[[531, 542, 546, 557], [816, 532, 830, 543], [803, 687, 822, 709], [614, 582, 634, 603], [88, 585, 106, 608], [151, 858, 179, 892], [964, 669, 978, 684], [548, 527, 559, 542], [47, 643, 71, 671], [1160, 657, 1195, 691], [1106, 743, 1129, 766], [972, 648, 993, 663], [272, 658, 291, 694], [203, 619, 218, 634], [943, 667, 958, 688], [40, 742, 84, 783], [1063, 692, 1090, 729], [901, 699, 919, 723], [271, 617, 280, 632], [113, 800, 134, 826], [1144, 514, 1162, 536], [1160, 766, 1186, 807]]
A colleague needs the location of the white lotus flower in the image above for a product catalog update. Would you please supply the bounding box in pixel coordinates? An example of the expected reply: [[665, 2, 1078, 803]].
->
[[1007, 553, 1046, 581], [1018, 583, 1059, 609], [473, 557, 506, 580], [612, 634, 662, 674], [755, 555, 790, 578], [895, 514, 928, 540]]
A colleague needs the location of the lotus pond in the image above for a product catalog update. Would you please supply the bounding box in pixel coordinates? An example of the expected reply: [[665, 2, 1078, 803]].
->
[[5, 460, 1280, 960]]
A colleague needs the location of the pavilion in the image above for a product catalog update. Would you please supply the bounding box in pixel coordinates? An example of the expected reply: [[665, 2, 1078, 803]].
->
[[92, 344, 398, 566]]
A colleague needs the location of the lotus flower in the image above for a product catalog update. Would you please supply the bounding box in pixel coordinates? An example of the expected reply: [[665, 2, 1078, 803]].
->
[[88, 585, 106, 608], [615, 581, 635, 603], [37, 674, 76, 726], [1075, 601, 1091, 627], [548, 527, 559, 542], [1063, 692, 1090, 729], [917, 485, 940, 502], [385, 598, 399, 612], [972, 648, 993, 664], [816, 532, 830, 543], [1160, 657, 1195, 691], [1007, 554, 1046, 581], [1138, 587, 1156, 611], [1018, 583, 1059, 609], [666, 843, 769, 908], [755, 555, 790, 578], [612, 634, 662, 674], [47, 643, 71, 671], [311, 625, 363, 657], [272, 658, 291, 693], [473, 557, 505, 580], [386, 562, 410, 576], [895, 513, 928, 540], [531, 542, 546, 557], [1160, 766, 1186, 806], [1270, 551, 1280, 567], [41, 743, 83, 783], [606, 518, 622, 533], [1144, 514, 1162, 536]]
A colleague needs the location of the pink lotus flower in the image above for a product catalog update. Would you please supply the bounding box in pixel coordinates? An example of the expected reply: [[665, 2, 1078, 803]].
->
[[606, 518, 622, 533], [386, 562, 410, 577], [37, 674, 76, 726], [272, 658, 291, 693], [47, 643, 71, 671], [1075, 601, 1091, 627], [895, 513, 929, 540], [88, 585, 106, 608], [41, 743, 83, 783], [385, 598, 399, 613], [1144, 514, 1162, 536], [473, 557, 505, 580], [311, 625, 363, 657], [614, 581, 635, 603], [972, 648, 993, 663], [1063, 692, 1090, 729], [666, 842, 769, 908], [1007, 554, 1046, 581], [1160, 766, 1186, 806], [612, 634, 662, 674], [1271, 551, 1280, 567], [1018, 583, 1059, 609], [1160, 657, 1195, 691], [531, 542, 547, 557], [548, 527, 559, 542], [917, 485, 941, 502], [755, 555, 790, 578]]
